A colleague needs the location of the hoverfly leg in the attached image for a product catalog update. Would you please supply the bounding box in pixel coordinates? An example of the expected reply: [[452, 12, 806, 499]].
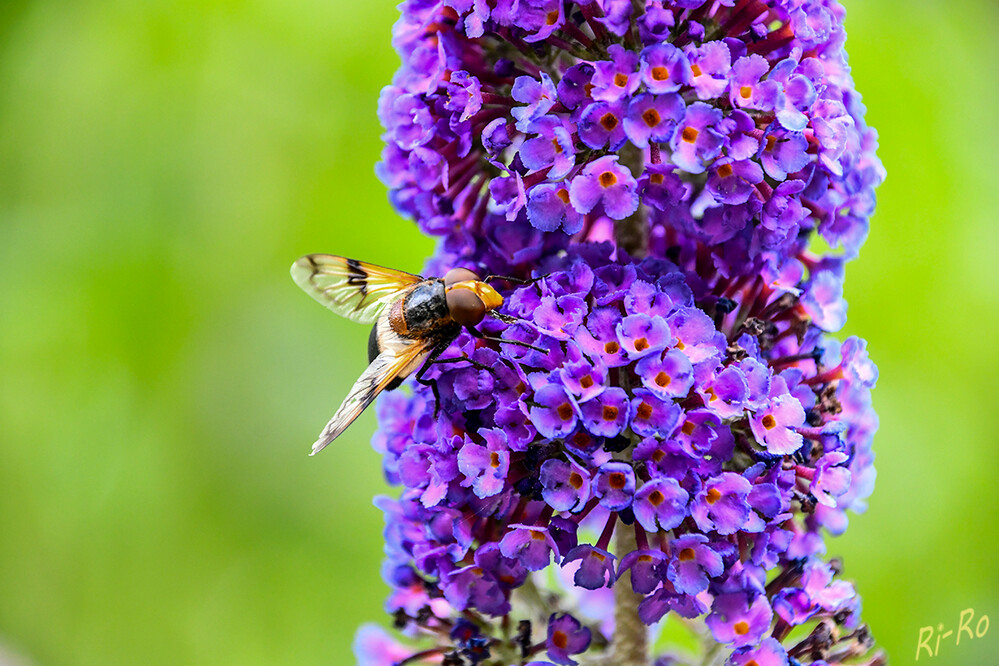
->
[[415, 340, 454, 418], [468, 325, 547, 353], [486, 310, 519, 325], [485, 336, 547, 353], [482, 273, 549, 286]]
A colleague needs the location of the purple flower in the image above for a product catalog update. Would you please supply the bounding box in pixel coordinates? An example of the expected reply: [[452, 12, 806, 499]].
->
[[811, 451, 852, 507], [563, 544, 616, 590], [691, 472, 752, 535], [670, 102, 725, 174], [633, 478, 688, 532], [616, 313, 672, 360], [590, 44, 641, 102], [636, 348, 694, 400], [686, 41, 731, 100], [568, 155, 639, 220], [457, 429, 510, 498], [666, 533, 724, 595], [623, 93, 685, 148], [540, 458, 591, 512], [527, 183, 585, 234], [760, 127, 810, 180], [577, 100, 628, 150], [640, 43, 690, 94], [729, 54, 780, 111], [618, 549, 667, 594], [705, 159, 765, 205], [520, 115, 577, 180], [629, 388, 683, 438], [706, 592, 773, 648], [750, 390, 806, 455], [530, 383, 579, 439], [580, 386, 631, 438], [499, 524, 559, 571], [728, 636, 790, 665], [512, 73, 558, 132], [593, 461, 636, 511], [546, 613, 591, 666]]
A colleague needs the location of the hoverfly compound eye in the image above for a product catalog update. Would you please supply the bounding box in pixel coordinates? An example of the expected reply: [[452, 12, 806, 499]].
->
[[446, 287, 486, 327], [443, 267, 481, 286]]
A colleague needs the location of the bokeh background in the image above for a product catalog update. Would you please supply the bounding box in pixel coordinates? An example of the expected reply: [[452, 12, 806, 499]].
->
[[0, 1, 996, 664]]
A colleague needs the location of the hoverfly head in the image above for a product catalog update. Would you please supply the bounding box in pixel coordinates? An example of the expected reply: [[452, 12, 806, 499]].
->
[[444, 268, 504, 328]]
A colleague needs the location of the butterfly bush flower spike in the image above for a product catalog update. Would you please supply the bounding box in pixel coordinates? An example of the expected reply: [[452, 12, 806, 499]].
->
[[348, 0, 886, 664]]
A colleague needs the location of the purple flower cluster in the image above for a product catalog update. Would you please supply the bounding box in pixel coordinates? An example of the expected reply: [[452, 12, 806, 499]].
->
[[360, 245, 879, 665], [378, 0, 884, 277], [349, 1, 885, 664]]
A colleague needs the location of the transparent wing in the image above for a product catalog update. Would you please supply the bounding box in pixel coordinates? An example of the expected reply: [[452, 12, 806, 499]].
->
[[308, 333, 432, 455], [290, 254, 423, 325]]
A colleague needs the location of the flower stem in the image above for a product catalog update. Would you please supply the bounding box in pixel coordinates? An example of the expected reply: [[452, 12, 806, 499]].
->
[[610, 524, 648, 666], [614, 142, 648, 257]]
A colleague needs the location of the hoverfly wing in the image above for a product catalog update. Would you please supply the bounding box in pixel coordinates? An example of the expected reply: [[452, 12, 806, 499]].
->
[[309, 333, 432, 455], [291, 254, 424, 325]]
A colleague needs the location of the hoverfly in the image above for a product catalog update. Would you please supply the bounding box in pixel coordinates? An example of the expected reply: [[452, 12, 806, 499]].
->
[[291, 254, 532, 455]]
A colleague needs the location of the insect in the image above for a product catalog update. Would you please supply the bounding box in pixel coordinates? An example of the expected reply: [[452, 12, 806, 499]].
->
[[291, 254, 532, 455]]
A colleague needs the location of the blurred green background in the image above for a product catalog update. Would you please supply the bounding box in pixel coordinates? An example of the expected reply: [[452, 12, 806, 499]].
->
[[0, 1, 995, 664]]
